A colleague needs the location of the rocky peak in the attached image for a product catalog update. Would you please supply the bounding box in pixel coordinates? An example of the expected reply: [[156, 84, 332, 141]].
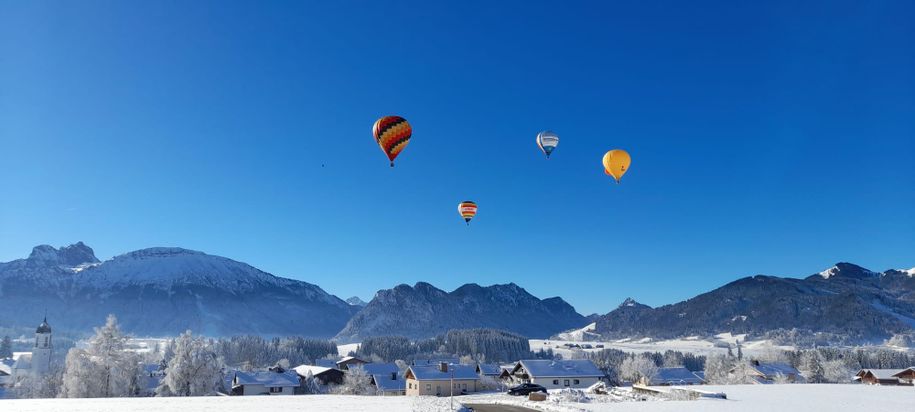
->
[[28, 242, 99, 267]]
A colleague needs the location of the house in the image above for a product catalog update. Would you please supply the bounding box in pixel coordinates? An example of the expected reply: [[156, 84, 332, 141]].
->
[[293, 364, 345, 386], [650, 367, 704, 386], [510, 359, 604, 389], [855, 368, 910, 385], [744, 361, 803, 383], [892, 367, 915, 385], [230, 370, 300, 395], [336, 356, 369, 371], [475, 363, 502, 378], [370, 371, 406, 396], [405, 363, 480, 396]]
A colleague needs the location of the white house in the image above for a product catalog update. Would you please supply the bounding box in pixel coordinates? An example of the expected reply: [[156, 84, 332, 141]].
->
[[230, 370, 300, 395], [510, 359, 604, 389]]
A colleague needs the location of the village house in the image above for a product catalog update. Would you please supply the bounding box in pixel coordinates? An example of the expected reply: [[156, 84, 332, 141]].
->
[[336, 356, 369, 371], [891, 367, 915, 385], [293, 364, 345, 386], [370, 371, 406, 396], [650, 367, 705, 386], [738, 360, 803, 383], [230, 370, 300, 395], [405, 362, 480, 396], [855, 368, 913, 385], [475, 363, 502, 379], [510, 359, 604, 389]]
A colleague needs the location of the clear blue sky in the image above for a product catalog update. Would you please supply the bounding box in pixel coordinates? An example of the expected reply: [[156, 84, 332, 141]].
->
[[1, 1, 913, 315]]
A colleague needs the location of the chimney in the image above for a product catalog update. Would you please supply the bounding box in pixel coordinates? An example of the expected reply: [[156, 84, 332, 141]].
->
[[439, 362, 448, 373], [391, 371, 397, 380]]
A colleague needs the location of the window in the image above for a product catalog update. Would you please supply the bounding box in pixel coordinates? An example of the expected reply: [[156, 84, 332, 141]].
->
[[269, 386, 282, 393], [461, 383, 466, 389], [573, 379, 580, 385], [553, 379, 559, 385], [564, 379, 570, 387], [426, 384, 431, 391]]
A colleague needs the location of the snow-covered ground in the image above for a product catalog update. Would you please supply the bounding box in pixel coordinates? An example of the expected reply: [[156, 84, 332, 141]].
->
[[337, 342, 360, 356], [462, 384, 914, 411], [532, 332, 795, 358], [3, 385, 912, 412]]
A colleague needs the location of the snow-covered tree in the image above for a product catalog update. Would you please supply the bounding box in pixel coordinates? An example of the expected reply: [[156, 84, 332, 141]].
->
[[156, 330, 223, 397], [822, 359, 851, 383], [619, 355, 659, 383], [332, 365, 373, 395], [800, 350, 826, 383], [13, 365, 64, 399], [703, 354, 733, 384], [0, 335, 12, 358], [61, 315, 141, 398]]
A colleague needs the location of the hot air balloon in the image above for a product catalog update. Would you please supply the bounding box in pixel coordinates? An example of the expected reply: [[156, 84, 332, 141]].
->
[[602, 149, 631, 183], [372, 116, 412, 167], [536, 131, 559, 158], [458, 201, 478, 225]]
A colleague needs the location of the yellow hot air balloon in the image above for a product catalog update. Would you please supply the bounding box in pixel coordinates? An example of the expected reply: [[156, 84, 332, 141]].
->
[[602, 149, 631, 183]]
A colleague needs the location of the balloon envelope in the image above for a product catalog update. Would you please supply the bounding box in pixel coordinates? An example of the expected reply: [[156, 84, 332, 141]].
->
[[602, 149, 631, 183], [536, 131, 559, 158], [458, 201, 478, 224], [372, 116, 412, 166]]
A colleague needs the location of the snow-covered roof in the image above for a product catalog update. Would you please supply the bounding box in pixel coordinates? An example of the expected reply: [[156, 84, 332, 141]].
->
[[412, 357, 461, 366], [476, 364, 501, 376], [293, 364, 334, 377], [371, 373, 406, 391], [752, 362, 800, 378], [336, 356, 367, 365], [233, 371, 300, 387], [891, 367, 915, 377], [407, 364, 479, 381], [650, 367, 704, 385], [12, 352, 32, 370], [362, 363, 399, 375], [858, 369, 905, 380], [515, 360, 603, 378], [314, 359, 337, 368]]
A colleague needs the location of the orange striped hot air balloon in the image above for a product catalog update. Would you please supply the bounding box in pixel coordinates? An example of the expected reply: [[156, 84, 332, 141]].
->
[[458, 201, 478, 225], [372, 116, 412, 167]]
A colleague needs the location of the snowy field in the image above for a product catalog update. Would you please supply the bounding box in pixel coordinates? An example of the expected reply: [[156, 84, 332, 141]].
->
[[3, 385, 913, 412], [531, 332, 796, 358]]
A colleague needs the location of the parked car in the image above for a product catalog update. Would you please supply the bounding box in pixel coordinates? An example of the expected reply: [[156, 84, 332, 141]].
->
[[508, 383, 547, 396], [596, 344, 605, 348]]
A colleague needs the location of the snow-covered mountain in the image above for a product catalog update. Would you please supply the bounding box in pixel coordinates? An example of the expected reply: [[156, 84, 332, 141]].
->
[[0, 243, 357, 337], [345, 296, 368, 307], [594, 262, 915, 344], [335, 282, 586, 342]]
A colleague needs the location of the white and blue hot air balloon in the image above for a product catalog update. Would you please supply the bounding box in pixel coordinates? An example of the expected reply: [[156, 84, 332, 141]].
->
[[536, 130, 559, 158]]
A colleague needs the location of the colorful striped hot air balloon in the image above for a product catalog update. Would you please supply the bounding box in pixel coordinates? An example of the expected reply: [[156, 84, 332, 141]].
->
[[372, 116, 412, 167], [458, 201, 478, 225], [536, 131, 559, 158]]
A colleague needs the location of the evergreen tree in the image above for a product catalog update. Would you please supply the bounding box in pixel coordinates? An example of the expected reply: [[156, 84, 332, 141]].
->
[[0, 336, 12, 358]]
